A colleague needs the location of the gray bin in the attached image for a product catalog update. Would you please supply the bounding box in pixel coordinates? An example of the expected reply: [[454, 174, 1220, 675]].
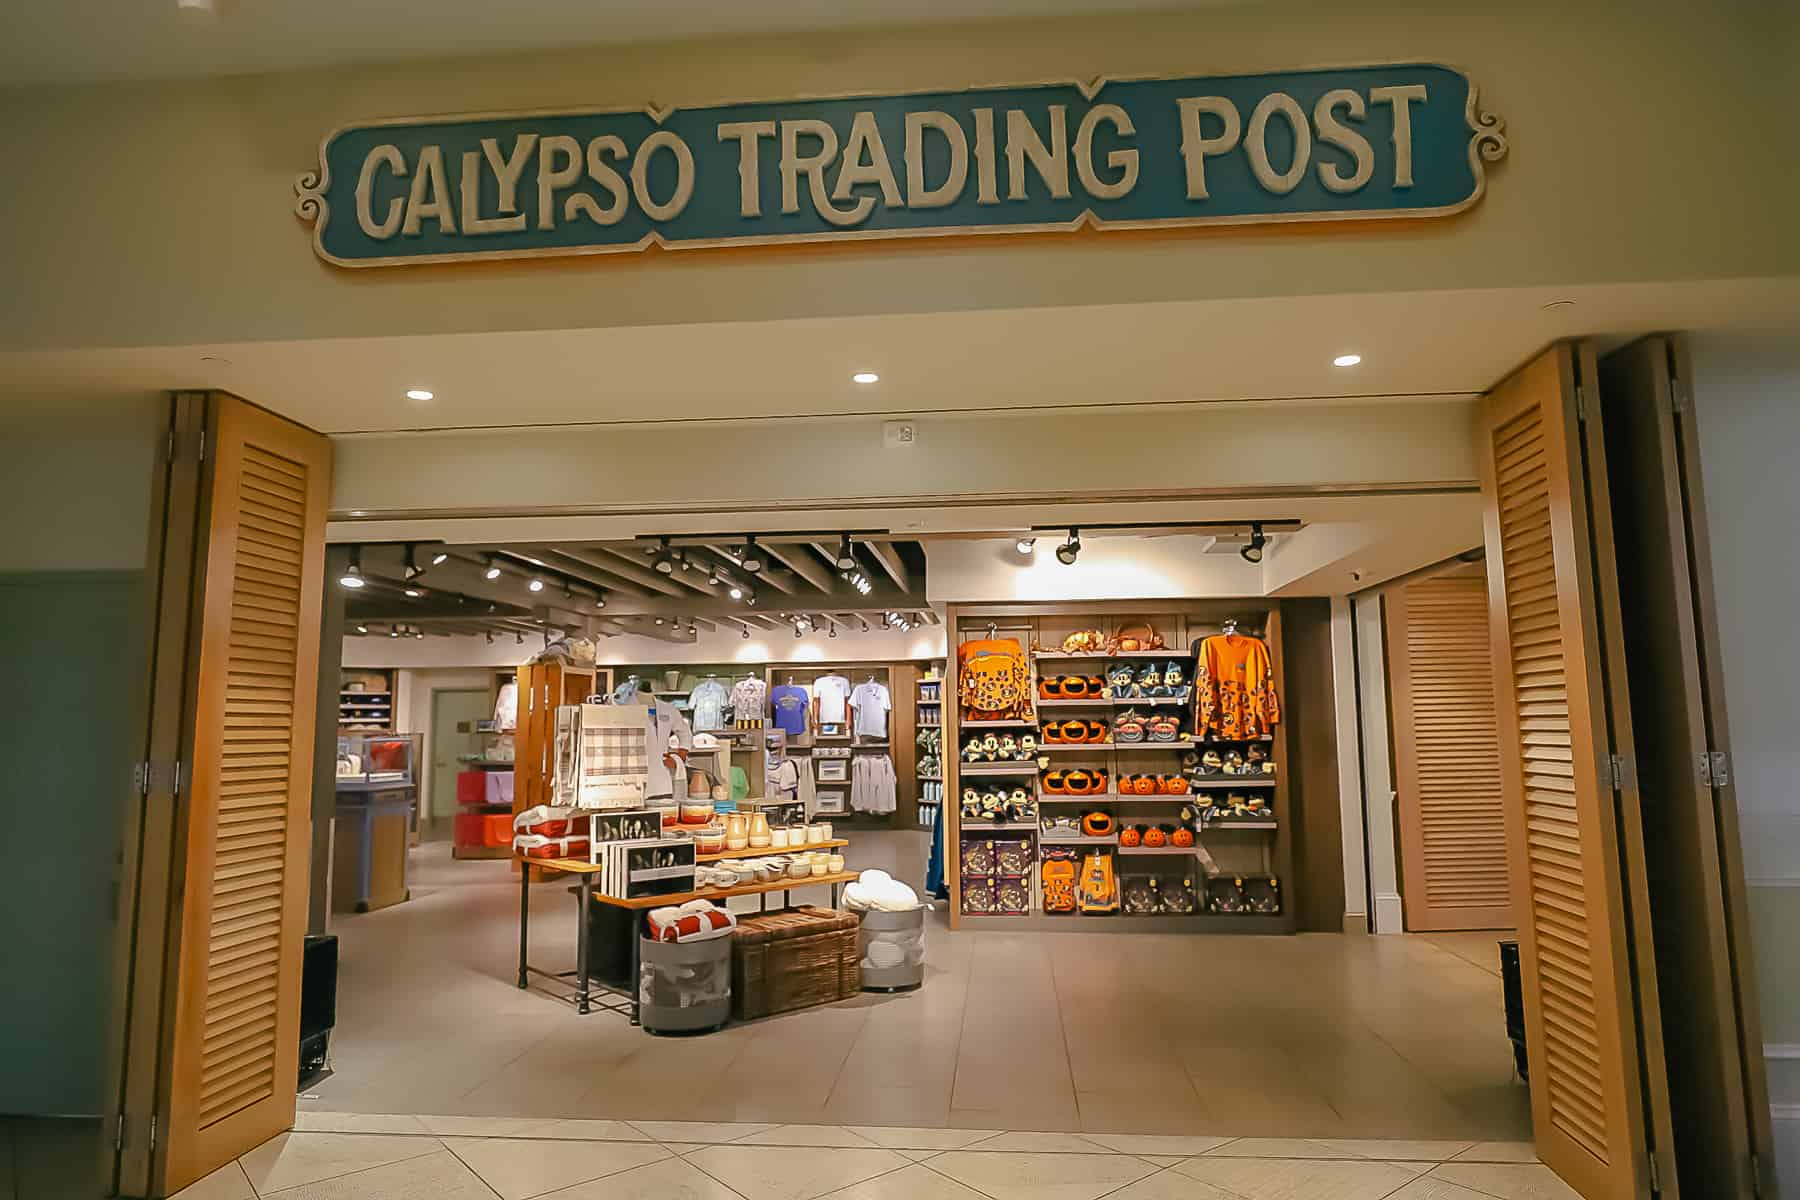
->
[[857, 908, 926, 992], [638, 935, 731, 1032]]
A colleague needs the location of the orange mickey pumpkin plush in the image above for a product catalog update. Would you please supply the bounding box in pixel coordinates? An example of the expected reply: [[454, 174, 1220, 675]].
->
[[1040, 677, 1065, 699], [1119, 825, 1143, 848], [1081, 811, 1115, 837], [1171, 827, 1196, 848], [1088, 770, 1110, 795], [1044, 770, 1070, 794], [1142, 825, 1169, 848], [1065, 769, 1094, 795], [1132, 774, 1159, 796]]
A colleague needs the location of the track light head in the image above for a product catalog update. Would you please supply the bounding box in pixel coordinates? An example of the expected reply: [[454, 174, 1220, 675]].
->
[[729, 584, 744, 600], [741, 624, 751, 639], [527, 577, 545, 592], [1016, 536, 1038, 555], [403, 543, 424, 580], [835, 534, 858, 571], [485, 631, 494, 643], [484, 556, 502, 581], [1240, 522, 1267, 565], [339, 547, 365, 589], [355, 624, 369, 635], [739, 535, 765, 574], [515, 632, 524, 644], [744, 590, 758, 608], [431, 551, 449, 566], [652, 538, 677, 574], [1055, 528, 1082, 566], [594, 592, 607, 609]]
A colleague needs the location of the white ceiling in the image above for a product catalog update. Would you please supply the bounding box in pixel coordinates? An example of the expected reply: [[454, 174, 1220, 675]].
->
[[2, 0, 1229, 87], [1, 277, 1791, 434]]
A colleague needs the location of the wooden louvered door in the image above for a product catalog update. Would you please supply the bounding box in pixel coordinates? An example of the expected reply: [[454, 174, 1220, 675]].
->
[[1597, 337, 1773, 1199], [158, 395, 331, 1194], [1477, 343, 1676, 1199], [1385, 569, 1513, 931]]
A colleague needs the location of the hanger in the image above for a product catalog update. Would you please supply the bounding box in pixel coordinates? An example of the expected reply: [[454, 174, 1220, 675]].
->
[[1221, 617, 1240, 636], [985, 621, 998, 638]]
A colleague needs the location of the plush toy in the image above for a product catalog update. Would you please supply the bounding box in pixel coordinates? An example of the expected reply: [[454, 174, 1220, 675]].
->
[[1119, 824, 1143, 848], [963, 735, 987, 763], [1164, 661, 1187, 690], [1114, 713, 1147, 744], [1088, 769, 1110, 795], [961, 788, 983, 820], [1083, 720, 1109, 744], [1248, 744, 1275, 775], [980, 790, 1006, 820], [1137, 662, 1163, 696], [1039, 676, 1066, 699], [1172, 826, 1195, 848], [1148, 715, 1181, 743], [1061, 629, 1106, 654], [1064, 768, 1094, 795], [1199, 749, 1224, 775], [998, 734, 1018, 760], [1110, 622, 1165, 653], [981, 733, 1001, 760], [1222, 750, 1246, 776], [1107, 663, 1137, 698], [1081, 810, 1115, 837], [1005, 787, 1034, 822], [1180, 749, 1201, 772], [1044, 769, 1070, 794], [1142, 824, 1169, 848], [1017, 733, 1038, 760]]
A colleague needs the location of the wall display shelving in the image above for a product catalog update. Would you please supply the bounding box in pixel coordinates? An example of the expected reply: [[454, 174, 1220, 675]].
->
[[944, 603, 1294, 934], [339, 669, 394, 732]]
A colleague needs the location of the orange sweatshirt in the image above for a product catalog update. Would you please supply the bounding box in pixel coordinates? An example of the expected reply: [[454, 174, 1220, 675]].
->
[[1196, 634, 1280, 739]]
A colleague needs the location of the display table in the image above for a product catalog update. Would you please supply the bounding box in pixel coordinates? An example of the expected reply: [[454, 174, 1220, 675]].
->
[[514, 855, 857, 1021]]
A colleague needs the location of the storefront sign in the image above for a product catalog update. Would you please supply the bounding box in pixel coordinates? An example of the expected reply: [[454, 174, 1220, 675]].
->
[[295, 63, 1506, 267]]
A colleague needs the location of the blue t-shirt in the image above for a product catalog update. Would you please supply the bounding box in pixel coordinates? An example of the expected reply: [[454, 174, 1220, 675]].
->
[[770, 685, 810, 736]]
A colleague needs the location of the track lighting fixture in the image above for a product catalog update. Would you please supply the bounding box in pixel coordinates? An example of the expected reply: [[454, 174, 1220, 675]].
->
[[1055, 528, 1082, 566], [829, 623, 838, 638], [880, 612, 890, 629], [485, 631, 494, 644], [1240, 522, 1267, 564], [655, 616, 665, 625], [594, 592, 607, 609], [403, 543, 424, 580], [742, 624, 751, 639], [729, 585, 744, 600], [652, 538, 677, 575], [738, 535, 765, 574], [404, 588, 422, 598], [858, 616, 870, 632], [484, 556, 502, 581], [413, 628, 424, 639], [339, 548, 366, 589], [431, 552, 449, 566], [835, 534, 857, 571], [389, 627, 399, 637], [515, 632, 525, 644], [745, 590, 758, 607], [486, 601, 497, 614], [707, 568, 722, 587], [528, 577, 545, 592], [1016, 536, 1037, 555], [355, 624, 368, 635], [794, 624, 804, 639]]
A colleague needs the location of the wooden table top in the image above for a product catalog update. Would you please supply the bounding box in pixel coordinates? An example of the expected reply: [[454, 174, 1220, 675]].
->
[[590, 870, 861, 911]]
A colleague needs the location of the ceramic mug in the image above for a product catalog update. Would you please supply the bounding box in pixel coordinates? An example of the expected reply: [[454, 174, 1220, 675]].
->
[[770, 828, 790, 849], [828, 854, 846, 872], [815, 821, 833, 842], [807, 823, 828, 844]]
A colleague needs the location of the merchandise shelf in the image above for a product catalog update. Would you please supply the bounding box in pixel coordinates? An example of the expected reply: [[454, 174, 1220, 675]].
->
[[1036, 694, 1192, 708], [1038, 833, 1119, 845], [961, 913, 1287, 933], [960, 762, 1042, 776], [1203, 821, 1278, 831], [1038, 794, 1193, 803], [1115, 845, 1199, 856], [1032, 650, 1195, 660], [696, 838, 847, 863], [1189, 778, 1276, 789], [959, 821, 1037, 831], [962, 718, 1038, 728]]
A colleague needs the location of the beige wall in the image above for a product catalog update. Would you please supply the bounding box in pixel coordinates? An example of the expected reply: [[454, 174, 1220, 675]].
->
[[0, 2, 1791, 357]]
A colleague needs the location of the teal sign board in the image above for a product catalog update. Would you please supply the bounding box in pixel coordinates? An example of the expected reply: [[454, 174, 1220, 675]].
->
[[295, 63, 1507, 267]]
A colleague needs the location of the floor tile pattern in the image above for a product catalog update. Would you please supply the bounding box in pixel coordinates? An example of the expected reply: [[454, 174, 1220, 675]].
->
[[160, 1119, 1563, 1200]]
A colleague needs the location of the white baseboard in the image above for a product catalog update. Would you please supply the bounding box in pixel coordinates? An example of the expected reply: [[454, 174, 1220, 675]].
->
[[1373, 892, 1404, 935]]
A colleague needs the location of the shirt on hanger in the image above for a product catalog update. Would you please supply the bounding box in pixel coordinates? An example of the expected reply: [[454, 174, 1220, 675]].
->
[[492, 680, 518, 730], [849, 680, 891, 739], [766, 756, 801, 801], [813, 674, 851, 725], [688, 678, 729, 732], [770, 684, 811, 736], [729, 676, 767, 723]]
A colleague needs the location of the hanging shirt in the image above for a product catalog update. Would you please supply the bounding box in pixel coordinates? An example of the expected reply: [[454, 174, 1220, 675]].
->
[[611, 676, 643, 705], [1195, 634, 1281, 739], [851, 753, 897, 813], [493, 680, 518, 730], [729, 676, 767, 724], [849, 680, 891, 739], [770, 684, 811, 736], [766, 756, 801, 802], [813, 674, 851, 725], [688, 678, 729, 732]]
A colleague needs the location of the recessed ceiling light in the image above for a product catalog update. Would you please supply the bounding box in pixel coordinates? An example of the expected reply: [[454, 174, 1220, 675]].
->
[[851, 372, 880, 384], [729, 585, 744, 600], [405, 388, 434, 401], [1332, 354, 1362, 367], [484, 556, 502, 580], [431, 552, 449, 566], [527, 578, 545, 593], [404, 588, 422, 598]]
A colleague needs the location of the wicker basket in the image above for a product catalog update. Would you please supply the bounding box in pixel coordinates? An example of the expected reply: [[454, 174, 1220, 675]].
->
[[730, 906, 860, 1020]]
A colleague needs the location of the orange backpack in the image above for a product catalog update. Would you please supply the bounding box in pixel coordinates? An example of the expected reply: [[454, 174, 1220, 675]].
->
[[957, 638, 1031, 719]]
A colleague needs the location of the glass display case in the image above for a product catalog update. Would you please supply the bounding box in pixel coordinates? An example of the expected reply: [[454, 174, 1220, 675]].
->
[[336, 732, 420, 789]]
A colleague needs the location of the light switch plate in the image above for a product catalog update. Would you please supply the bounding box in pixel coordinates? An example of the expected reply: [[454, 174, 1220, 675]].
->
[[883, 421, 916, 448]]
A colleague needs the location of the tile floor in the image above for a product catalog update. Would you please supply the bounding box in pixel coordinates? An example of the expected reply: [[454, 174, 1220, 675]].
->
[[170, 1121, 1571, 1200], [305, 835, 1527, 1142]]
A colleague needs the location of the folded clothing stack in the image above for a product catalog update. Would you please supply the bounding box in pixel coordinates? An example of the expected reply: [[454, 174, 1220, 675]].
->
[[841, 869, 922, 913], [512, 804, 589, 858], [646, 899, 737, 943]]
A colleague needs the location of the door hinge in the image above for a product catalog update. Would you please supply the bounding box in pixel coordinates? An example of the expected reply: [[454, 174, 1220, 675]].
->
[[133, 761, 149, 796], [148, 1114, 158, 1152], [1709, 750, 1731, 788], [1647, 1149, 1663, 1193], [134, 761, 182, 796], [1750, 1152, 1764, 1198], [164, 428, 178, 463], [1575, 385, 1589, 422], [196, 429, 206, 462], [1608, 753, 1631, 791], [1669, 376, 1688, 415], [113, 1112, 126, 1152]]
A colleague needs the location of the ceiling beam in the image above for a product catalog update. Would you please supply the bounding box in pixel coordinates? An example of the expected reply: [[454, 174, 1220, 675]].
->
[[529, 548, 662, 599], [709, 543, 800, 595], [866, 541, 910, 591], [548, 545, 686, 598], [761, 541, 835, 594]]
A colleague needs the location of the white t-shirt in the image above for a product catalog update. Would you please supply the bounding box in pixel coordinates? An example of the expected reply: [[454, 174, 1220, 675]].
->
[[849, 680, 891, 739], [631, 695, 694, 801], [814, 674, 851, 725]]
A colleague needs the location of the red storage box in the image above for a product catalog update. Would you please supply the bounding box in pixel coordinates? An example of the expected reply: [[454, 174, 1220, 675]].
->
[[454, 810, 486, 848], [482, 813, 514, 847], [456, 770, 486, 807]]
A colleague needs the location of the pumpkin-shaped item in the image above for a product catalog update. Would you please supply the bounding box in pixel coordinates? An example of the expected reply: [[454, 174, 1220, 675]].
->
[[1043, 770, 1069, 794], [1134, 774, 1160, 796], [1081, 810, 1114, 837], [1119, 825, 1143, 847], [1083, 720, 1109, 743], [1142, 824, 1169, 848], [1059, 674, 1087, 697], [1064, 768, 1094, 794], [1171, 826, 1196, 848], [1041, 721, 1065, 744], [1040, 676, 1066, 699], [1086, 770, 1110, 795], [1084, 675, 1106, 696], [1160, 775, 1189, 795]]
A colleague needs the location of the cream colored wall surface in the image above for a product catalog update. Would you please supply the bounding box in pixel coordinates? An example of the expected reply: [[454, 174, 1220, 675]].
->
[[0, 2, 1791, 355], [344, 624, 947, 671], [2, 394, 162, 571]]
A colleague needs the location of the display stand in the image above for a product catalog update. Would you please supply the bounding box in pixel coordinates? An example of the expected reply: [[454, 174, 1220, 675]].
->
[[513, 661, 609, 880], [334, 732, 420, 912], [944, 602, 1295, 933]]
